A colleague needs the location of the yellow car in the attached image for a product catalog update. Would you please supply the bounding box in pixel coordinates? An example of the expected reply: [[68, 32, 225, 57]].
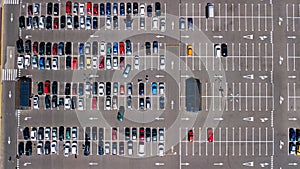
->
[[86, 57, 91, 69], [187, 45, 193, 56], [297, 143, 300, 156]]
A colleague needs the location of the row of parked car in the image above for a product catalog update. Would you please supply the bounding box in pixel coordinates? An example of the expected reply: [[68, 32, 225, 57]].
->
[[27, 2, 162, 17], [289, 128, 300, 155], [186, 43, 228, 57]]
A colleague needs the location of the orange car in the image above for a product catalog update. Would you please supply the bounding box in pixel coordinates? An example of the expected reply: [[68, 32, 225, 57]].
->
[[187, 45, 193, 56], [188, 130, 193, 142]]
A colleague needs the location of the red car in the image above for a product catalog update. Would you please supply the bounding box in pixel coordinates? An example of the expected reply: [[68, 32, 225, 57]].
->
[[86, 2, 92, 15], [188, 130, 193, 142], [92, 97, 97, 109], [139, 127, 145, 141], [119, 57, 125, 70], [53, 18, 59, 29], [52, 43, 58, 55], [99, 56, 104, 69], [28, 5, 33, 16], [72, 57, 77, 69], [119, 42, 125, 56], [66, 1, 72, 14], [44, 80, 51, 94], [112, 128, 117, 140], [93, 4, 98, 16], [207, 128, 213, 142], [33, 41, 38, 54]]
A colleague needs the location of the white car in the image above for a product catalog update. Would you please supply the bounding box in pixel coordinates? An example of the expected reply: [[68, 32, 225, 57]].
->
[[72, 141, 77, 155], [24, 55, 30, 67], [80, 16, 85, 29], [45, 127, 51, 140], [214, 44, 221, 57], [99, 82, 105, 96], [113, 57, 118, 69], [106, 96, 111, 110], [64, 141, 70, 157], [78, 98, 84, 110], [106, 56, 112, 70], [34, 4, 39, 15], [140, 4, 145, 17], [39, 16, 45, 29], [134, 55, 139, 70], [67, 15, 72, 29], [52, 57, 58, 70], [37, 141, 43, 155], [64, 96, 71, 109], [159, 55, 165, 70], [152, 16, 158, 30], [100, 41, 105, 55], [17, 56, 24, 69], [160, 18, 166, 32], [30, 128, 37, 140], [105, 142, 110, 154], [159, 129, 164, 141], [33, 95, 39, 109], [51, 141, 57, 154], [72, 127, 77, 140], [52, 127, 57, 140], [92, 56, 98, 69], [158, 143, 164, 156], [159, 82, 165, 95], [79, 3, 85, 15], [106, 16, 111, 29]]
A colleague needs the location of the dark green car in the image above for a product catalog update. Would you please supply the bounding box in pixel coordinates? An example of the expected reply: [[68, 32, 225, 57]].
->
[[117, 106, 125, 121]]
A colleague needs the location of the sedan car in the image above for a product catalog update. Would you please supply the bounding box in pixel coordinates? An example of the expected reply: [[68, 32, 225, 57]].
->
[[188, 130, 193, 142], [214, 44, 221, 57], [207, 128, 213, 142], [290, 128, 296, 141], [112, 128, 117, 140], [221, 43, 228, 57]]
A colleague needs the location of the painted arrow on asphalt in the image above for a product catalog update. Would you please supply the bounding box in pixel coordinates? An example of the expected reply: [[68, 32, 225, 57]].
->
[[243, 117, 254, 122]]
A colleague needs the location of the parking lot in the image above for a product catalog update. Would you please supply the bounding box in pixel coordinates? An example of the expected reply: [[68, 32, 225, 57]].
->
[[3, 0, 300, 169]]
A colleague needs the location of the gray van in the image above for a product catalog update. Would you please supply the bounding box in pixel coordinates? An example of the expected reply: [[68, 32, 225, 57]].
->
[[79, 55, 84, 69]]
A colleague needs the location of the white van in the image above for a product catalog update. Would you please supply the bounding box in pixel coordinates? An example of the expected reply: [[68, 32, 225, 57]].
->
[[138, 142, 145, 156], [206, 3, 214, 18]]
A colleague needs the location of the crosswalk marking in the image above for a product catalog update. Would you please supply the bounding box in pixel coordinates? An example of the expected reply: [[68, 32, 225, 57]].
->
[[4, 0, 19, 4], [2, 69, 18, 81]]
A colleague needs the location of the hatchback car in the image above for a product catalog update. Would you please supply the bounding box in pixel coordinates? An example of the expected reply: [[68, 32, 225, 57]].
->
[[214, 44, 221, 57], [207, 128, 214, 142], [221, 43, 228, 57]]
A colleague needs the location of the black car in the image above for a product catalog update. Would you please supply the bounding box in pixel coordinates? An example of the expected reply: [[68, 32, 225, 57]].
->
[[132, 128, 137, 140], [79, 83, 84, 96], [85, 127, 90, 140], [26, 16, 32, 29], [61, 15, 66, 29], [93, 17, 98, 29], [126, 3, 131, 14], [59, 97, 64, 106], [99, 128, 104, 141], [146, 128, 151, 142], [125, 127, 130, 140], [16, 39, 24, 53], [92, 82, 98, 95], [65, 42, 72, 55], [100, 3, 105, 15], [145, 42, 151, 55], [58, 42, 64, 56], [19, 16, 25, 28], [147, 5, 152, 17], [84, 141, 90, 156], [25, 141, 32, 156], [120, 3, 125, 15], [44, 141, 51, 155], [39, 42, 45, 55], [139, 98, 145, 109], [46, 42, 51, 55], [47, 3, 53, 15], [65, 83, 71, 95], [152, 128, 157, 141], [296, 129, 300, 141], [33, 16, 39, 29], [54, 3, 59, 16], [59, 126, 64, 141], [52, 81, 58, 94], [38, 127, 44, 140], [38, 82, 44, 95], [66, 56, 71, 68], [23, 127, 30, 140], [46, 16, 52, 29], [45, 95, 51, 109], [139, 83, 144, 95], [155, 2, 161, 16], [52, 95, 58, 108], [71, 96, 77, 109], [25, 40, 31, 54], [133, 2, 138, 15], [106, 82, 111, 95], [74, 15, 79, 29], [92, 127, 97, 141], [18, 142, 24, 156], [221, 43, 227, 57]]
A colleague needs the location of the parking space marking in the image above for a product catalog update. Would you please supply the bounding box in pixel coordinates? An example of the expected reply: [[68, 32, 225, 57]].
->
[[225, 3, 228, 31], [199, 128, 201, 156], [219, 128, 221, 156], [238, 4, 241, 31], [258, 4, 261, 31], [246, 127, 248, 156], [251, 4, 254, 31]]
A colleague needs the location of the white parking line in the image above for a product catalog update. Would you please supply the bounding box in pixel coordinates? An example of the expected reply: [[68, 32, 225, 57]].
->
[[287, 43, 289, 71], [239, 127, 241, 156], [192, 127, 194, 156], [232, 43, 235, 71], [287, 83, 290, 111], [238, 4, 241, 31], [264, 4, 267, 31], [258, 4, 261, 31], [252, 83, 255, 111], [293, 4, 295, 32], [205, 127, 208, 156], [185, 128, 188, 156], [266, 83, 268, 111], [219, 128, 221, 156], [239, 83, 241, 111], [232, 4, 234, 31], [266, 127, 268, 156], [294, 83, 296, 111], [258, 43, 261, 71], [199, 127, 201, 156], [259, 83, 261, 111], [219, 3, 221, 31], [212, 83, 215, 111], [245, 83, 248, 111], [252, 127, 254, 156], [212, 128, 214, 156], [205, 83, 208, 111], [226, 127, 228, 156], [251, 4, 254, 31], [259, 127, 261, 156], [225, 3, 228, 31], [238, 43, 241, 71], [293, 43, 296, 71], [246, 127, 248, 156]]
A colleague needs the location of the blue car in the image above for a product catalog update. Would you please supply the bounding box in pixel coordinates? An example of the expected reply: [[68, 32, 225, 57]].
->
[[120, 3, 125, 16], [290, 128, 296, 141], [106, 2, 111, 15], [39, 57, 45, 70], [100, 3, 105, 15], [79, 43, 84, 55], [152, 82, 157, 95], [113, 42, 118, 55]]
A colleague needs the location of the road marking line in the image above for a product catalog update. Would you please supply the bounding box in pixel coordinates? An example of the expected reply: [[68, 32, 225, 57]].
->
[[258, 4, 261, 31], [239, 127, 241, 156], [252, 127, 254, 156], [219, 128, 221, 156], [239, 43, 241, 71], [246, 127, 248, 156], [252, 83, 255, 111], [266, 127, 268, 156], [245, 43, 248, 71], [226, 127, 228, 156], [219, 3, 221, 31], [293, 4, 295, 32], [199, 43, 201, 70], [232, 43, 235, 71], [212, 83, 215, 111], [232, 82, 235, 111], [265, 43, 268, 71], [192, 127, 195, 156], [252, 43, 255, 71], [239, 83, 241, 111], [205, 43, 208, 70], [259, 127, 261, 156], [259, 43, 261, 71], [232, 4, 234, 31], [199, 3, 201, 31], [251, 4, 254, 31], [225, 3, 228, 31], [287, 83, 290, 111], [238, 4, 241, 31], [294, 83, 296, 111], [186, 128, 188, 156], [179, 128, 182, 169], [206, 127, 208, 156], [245, 4, 247, 31], [199, 127, 201, 156], [293, 43, 296, 71], [266, 83, 268, 111], [206, 82, 208, 111], [225, 82, 228, 111], [287, 43, 289, 71], [246, 83, 248, 111], [286, 4, 289, 32], [212, 128, 215, 156], [259, 83, 262, 111]]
